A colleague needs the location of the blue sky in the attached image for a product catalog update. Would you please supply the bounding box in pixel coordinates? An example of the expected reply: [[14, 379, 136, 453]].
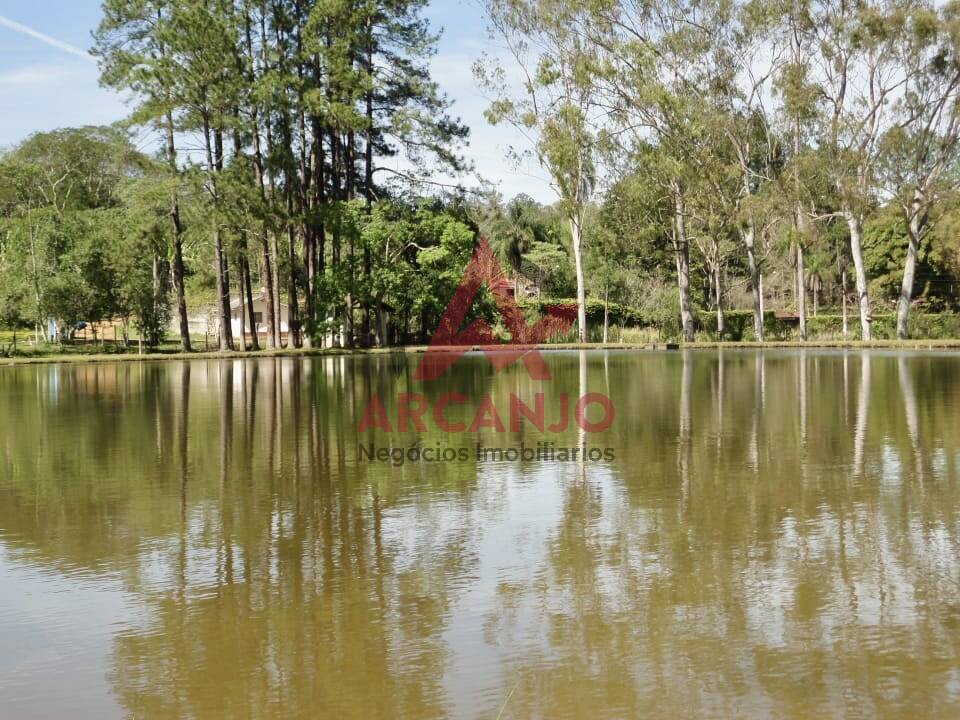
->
[[0, 0, 552, 201]]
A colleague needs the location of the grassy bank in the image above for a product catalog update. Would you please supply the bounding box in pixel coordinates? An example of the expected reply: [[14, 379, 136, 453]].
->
[[5, 338, 960, 367], [517, 302, 960, 344], [685, 339, 960, 349], [0, 341, 688, 367]]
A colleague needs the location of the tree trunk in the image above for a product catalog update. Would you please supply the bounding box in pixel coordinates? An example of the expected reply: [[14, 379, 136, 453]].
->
[[743, 222, 762, 342], [170, 201, 190, 352], [896, 207, 923, 339], [259, 239, 277, 348], [270, 232, 282, 347], [375, 296, 388, 347], [569, 214, 587, 342], [673, 192, 695, 342], [364, 24, 377, 347], [202, 115, 232, 352], [714, 265, 724, 339], [244, 256, 259, 351], [261, 12, 283, 347], [246, 10, 278, 347], [236, 264, 246, 351], [845, 212, 871, 340], [152, 253, 161, 346], [796, 241, 806, 342], [213, 229, 232, 351], [330, 127, 343, 347], [602, 282, 609, 344], [759, 273, 765, 337], [841, 270, 848, 337], [302, 119, 316, 350], [164, 112, 191, 353], [343, 295, 354, 348], [302, 214, 315, 349], [287, 224, 301, 348]]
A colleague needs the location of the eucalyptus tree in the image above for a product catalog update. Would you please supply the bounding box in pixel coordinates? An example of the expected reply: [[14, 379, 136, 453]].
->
[[704, 0, 785, 341], [809, 0, 908, 340], [477, 0, 600, 342], [882, 2, 960, 338], [582, 0, 746, 341], [686, 151, 742, 338], [774, 0, 825, 340]]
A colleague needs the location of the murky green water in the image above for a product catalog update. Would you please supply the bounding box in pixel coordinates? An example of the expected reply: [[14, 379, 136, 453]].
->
[[1, 349, 959, 719]]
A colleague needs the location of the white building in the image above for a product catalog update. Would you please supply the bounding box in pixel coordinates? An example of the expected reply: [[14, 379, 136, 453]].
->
[[181, 292, 290, 341], [228, 292, 291, 339]]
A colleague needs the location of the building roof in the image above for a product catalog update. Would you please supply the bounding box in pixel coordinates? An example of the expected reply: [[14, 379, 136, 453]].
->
[[230, 291, 268, 309]]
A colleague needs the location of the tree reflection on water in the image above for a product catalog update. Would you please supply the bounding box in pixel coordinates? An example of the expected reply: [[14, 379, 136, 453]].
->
[[0, 350, 959, 718]]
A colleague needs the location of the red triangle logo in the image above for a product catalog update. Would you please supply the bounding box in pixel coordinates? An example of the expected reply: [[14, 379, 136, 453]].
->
[[414, 237, 577, 381]]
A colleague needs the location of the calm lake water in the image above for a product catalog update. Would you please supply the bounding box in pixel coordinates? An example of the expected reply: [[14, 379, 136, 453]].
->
[[1, 349, 960, 719]]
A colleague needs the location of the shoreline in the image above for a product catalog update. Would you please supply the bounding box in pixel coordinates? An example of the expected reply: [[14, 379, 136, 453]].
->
[[4, 339, 960, 367]]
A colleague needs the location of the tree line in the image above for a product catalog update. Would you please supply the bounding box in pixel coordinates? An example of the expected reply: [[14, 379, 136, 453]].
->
[[3, 0, 960, 348], [93, 0, 476, 352], [479, 0, 960, 341]]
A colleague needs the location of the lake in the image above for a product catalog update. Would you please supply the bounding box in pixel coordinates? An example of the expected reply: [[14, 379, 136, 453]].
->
[[1, 349, 959, 718]]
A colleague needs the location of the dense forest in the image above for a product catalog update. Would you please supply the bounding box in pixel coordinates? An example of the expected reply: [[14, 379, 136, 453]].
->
[[3, 0, 960, 350]]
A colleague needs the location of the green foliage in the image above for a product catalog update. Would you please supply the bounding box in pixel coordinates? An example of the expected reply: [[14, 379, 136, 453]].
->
[[0, 128, 172, 342], [863, 199, 960, 310], [305, 199, 479, 344], [7, 0, 960, 354]]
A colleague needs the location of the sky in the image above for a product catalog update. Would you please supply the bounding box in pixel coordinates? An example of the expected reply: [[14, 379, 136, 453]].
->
[[0, 0, 554, 202]]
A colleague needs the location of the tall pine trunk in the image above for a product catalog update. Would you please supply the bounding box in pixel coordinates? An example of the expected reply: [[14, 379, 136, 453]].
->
[[165, 112, 191, 352], [287, 222, 301, 348], [259, 11, 283, 347], [346, 130, 357, 347], [202, 115, 232, 351], [246, 11, 278, 348], [244, 256, 259, 351], [330, 127, 345, 347], [236, 264, 246, 351]]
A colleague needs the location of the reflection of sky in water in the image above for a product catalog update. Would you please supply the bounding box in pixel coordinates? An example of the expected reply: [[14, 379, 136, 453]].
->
[[0, 544, 142, 719], [440, 462, 568, 718]]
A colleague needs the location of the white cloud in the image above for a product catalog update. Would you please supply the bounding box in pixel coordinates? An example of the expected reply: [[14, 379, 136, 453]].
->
[[0, 62, 128, 148], [0, 65, 73, 86]]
